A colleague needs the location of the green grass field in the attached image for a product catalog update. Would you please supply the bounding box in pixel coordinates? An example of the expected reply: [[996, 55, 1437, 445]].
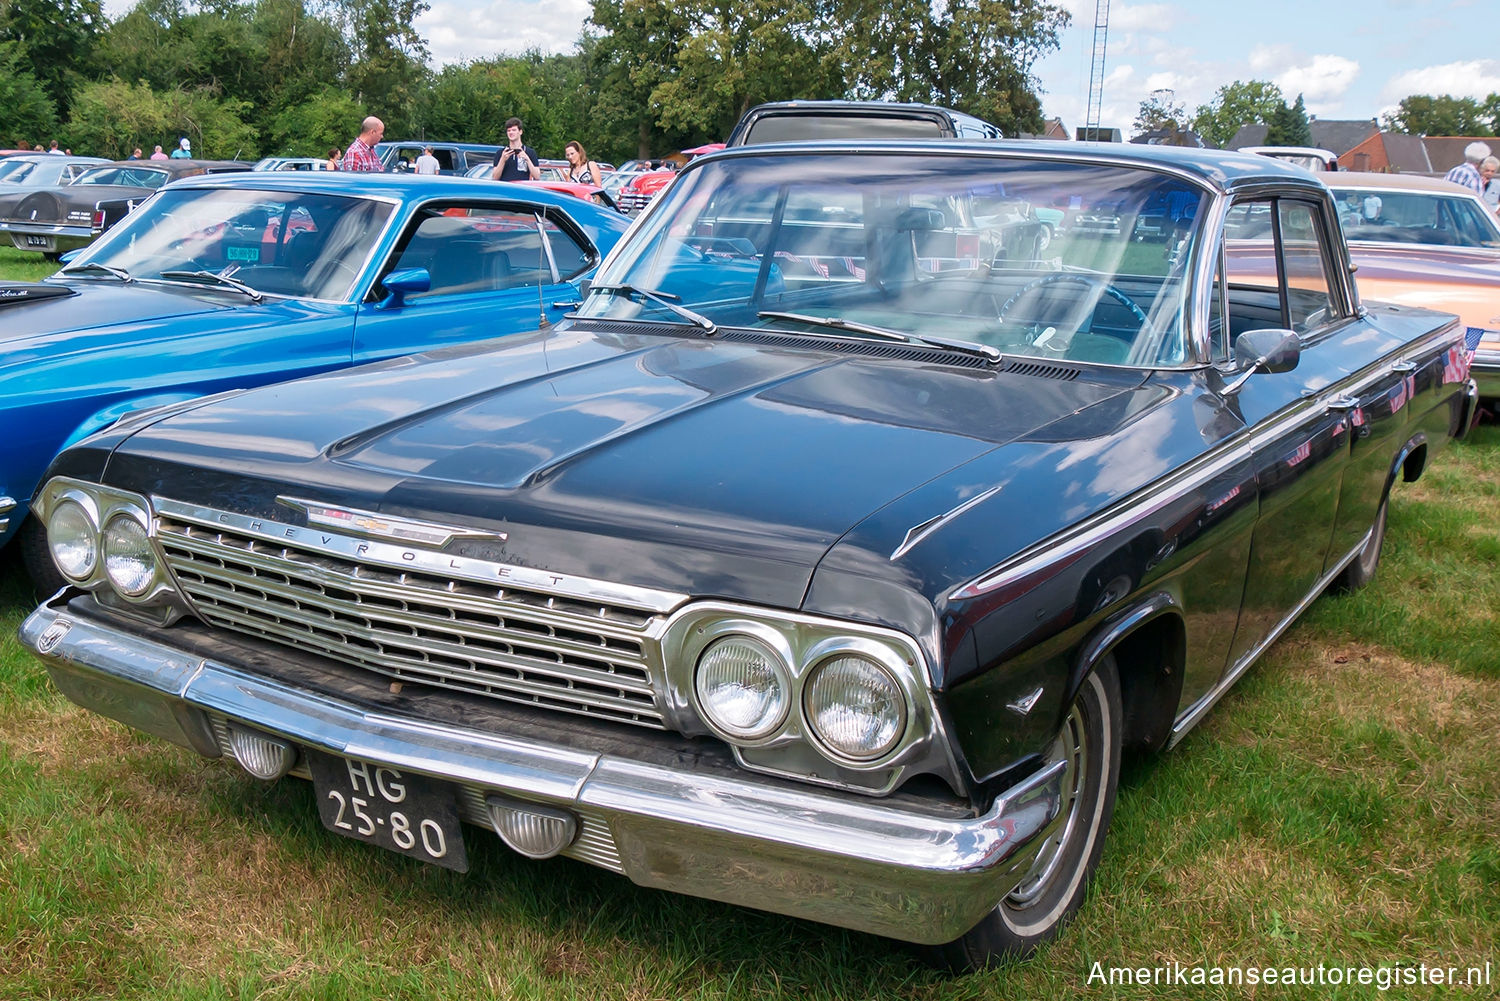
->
[[0, 246, 1495, 997]]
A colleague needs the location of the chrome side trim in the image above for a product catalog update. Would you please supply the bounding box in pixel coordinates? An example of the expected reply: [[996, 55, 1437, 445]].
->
[[0, 495, 14, 534], [891, 485, 1002, 561], [23, 597, 1064, 944], [951, 333, 1457, 603], [1166, 530, 1366, 747]]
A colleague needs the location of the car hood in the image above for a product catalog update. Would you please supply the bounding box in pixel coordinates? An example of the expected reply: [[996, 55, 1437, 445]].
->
[[97, 323, 1148, 614], [0, 279, 238, 374]]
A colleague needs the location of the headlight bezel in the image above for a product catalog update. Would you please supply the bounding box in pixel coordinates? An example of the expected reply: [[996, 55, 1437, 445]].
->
[[664, 603, 954, 795], [35, 477, 177, 607]]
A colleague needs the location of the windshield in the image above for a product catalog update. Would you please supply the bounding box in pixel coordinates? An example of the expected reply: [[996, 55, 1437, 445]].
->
[[578, 152, 1208, 367], [73, 165, 170, 188], [75, 186, 394, 300], [1330, 185, 1500, 249]]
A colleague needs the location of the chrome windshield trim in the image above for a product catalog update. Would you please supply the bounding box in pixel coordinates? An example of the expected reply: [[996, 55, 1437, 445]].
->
[[151, 497, 690, 615]]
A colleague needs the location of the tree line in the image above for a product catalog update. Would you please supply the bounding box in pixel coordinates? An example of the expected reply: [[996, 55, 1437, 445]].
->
[[1141, 80, 1500, 149], [0, 0, 1068, 163]]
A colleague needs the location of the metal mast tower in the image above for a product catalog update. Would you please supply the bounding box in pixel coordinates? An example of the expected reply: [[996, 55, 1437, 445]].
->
[[1084, 0, 1111, 139]]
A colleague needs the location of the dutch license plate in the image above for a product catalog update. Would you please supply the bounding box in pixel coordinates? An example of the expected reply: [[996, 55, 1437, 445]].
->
[[306, 750, 468, 872], [25, 235, 52, 249]]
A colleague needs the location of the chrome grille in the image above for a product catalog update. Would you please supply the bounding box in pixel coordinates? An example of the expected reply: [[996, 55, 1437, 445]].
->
[[160, 515, 668, 728]]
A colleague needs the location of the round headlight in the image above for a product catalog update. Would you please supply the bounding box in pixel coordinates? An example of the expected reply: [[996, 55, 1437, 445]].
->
[[47, 499, 98, 582], [694, 635, 790, 740], [804, 655, 907, 761], [102, 514, 157, 596]]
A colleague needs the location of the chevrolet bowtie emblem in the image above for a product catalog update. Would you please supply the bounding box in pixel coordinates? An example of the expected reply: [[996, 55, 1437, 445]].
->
[[277, 497, 505, 548]]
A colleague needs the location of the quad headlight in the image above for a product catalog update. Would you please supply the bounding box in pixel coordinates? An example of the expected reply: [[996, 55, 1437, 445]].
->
[[803, 654, 907, 761], [47, 498, 99, 582], [102, 513, 157, 596], [694, 634, 790, 740], [38, 479, 173, 608]]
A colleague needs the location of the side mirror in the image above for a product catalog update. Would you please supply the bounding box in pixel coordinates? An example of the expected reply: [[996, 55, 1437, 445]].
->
[[59, 249, 83, 264], [376, 267, 430, 310], [1224, 328, 1302, 395]]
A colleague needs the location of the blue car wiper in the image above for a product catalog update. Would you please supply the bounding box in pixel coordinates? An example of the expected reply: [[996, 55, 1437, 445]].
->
[[61, 261, 133, 282], [589, 283, 716, 334], [159, 269, 263, 302]]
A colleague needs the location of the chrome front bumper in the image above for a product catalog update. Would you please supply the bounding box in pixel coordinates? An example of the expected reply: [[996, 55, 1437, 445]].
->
[[21, 595, 1064, 945]]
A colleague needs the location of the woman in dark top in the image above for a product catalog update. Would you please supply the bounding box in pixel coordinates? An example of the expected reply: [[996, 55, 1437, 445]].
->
[[564, 141, 604, 186]]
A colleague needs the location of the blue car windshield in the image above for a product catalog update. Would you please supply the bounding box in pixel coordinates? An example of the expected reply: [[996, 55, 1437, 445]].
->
[[75, 187, 395, 300], [579, 151, 1209, 367]]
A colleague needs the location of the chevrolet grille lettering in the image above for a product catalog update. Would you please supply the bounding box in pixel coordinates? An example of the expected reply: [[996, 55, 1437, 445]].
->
[[277, 497, 507, 548]]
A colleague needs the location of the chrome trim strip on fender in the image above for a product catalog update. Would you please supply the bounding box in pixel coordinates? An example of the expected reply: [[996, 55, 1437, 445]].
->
[[22, 596, 1065, 944], [950, 331, 1459, 603]]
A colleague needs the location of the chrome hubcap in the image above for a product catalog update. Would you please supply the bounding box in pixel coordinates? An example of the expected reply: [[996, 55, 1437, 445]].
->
[[1007, 699, 1088, 907]]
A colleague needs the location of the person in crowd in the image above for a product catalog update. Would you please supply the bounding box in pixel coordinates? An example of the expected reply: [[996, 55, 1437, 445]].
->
[[1482, 156, 1500, 213], [563, 140, 604, 185], [491, 117, 540, 181], [170, 137, 192, 158], [340, 117, 385, 172], [414, 145, 441, 175], [128, 148, 142, 160], [149, 144, 168, 160], [326, 147, 341, 171], [47, 140, 62, 155], [1444, 141, 1491, 196]]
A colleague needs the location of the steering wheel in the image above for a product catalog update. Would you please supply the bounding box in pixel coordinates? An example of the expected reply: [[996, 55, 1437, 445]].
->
[[997, 273, 1148, 351]]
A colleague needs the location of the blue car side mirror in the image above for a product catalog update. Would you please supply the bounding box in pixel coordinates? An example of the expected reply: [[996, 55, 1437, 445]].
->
[[59, 249, 83, 264], [377, 268, 431, 310]]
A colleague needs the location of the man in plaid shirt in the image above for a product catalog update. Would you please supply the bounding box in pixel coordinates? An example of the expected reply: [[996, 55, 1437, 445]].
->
[[340, 117, 386, 172]]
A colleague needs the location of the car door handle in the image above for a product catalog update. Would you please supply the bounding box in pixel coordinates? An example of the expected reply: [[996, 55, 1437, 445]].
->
[[551, 299, 581, 309], [1326, 395, 1360, 412], [1390, 360, 1417, 373]]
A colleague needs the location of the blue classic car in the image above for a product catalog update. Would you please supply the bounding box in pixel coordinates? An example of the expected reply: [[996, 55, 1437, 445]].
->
[[1, 171, 628, 587], [20, 142, 1476, 969]]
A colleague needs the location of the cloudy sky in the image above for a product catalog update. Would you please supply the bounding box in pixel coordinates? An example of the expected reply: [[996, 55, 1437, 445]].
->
[[105, 0, 1499, 134]]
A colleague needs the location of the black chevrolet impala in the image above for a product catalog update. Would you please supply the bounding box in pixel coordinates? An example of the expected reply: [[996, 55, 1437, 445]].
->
[[22, 141, 1478, 969]]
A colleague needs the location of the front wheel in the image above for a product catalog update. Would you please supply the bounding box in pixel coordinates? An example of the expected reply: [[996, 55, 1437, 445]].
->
[[1334, 495, 1388, 591], [927, 657, 1122, 971]]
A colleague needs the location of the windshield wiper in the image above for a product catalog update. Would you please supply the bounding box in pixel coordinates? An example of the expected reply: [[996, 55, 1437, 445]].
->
[[589, 283, 716, 334], [159, 269, 263, 302], [757, 310, 1001, 363], [60, 261, 133, 282]]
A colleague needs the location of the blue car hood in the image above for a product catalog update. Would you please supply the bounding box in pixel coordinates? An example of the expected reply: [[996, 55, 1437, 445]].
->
[[0, 279, 238, 370]]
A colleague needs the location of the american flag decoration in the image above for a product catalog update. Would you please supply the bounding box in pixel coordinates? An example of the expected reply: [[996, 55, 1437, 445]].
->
[[1463, 326, 1487, 357]]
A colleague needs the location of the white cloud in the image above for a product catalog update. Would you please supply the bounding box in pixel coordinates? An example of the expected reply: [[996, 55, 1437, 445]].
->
[[1380, 60, 1500, 103], [1110, 4, 1178, 32], [419, 0, 591, 66]]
